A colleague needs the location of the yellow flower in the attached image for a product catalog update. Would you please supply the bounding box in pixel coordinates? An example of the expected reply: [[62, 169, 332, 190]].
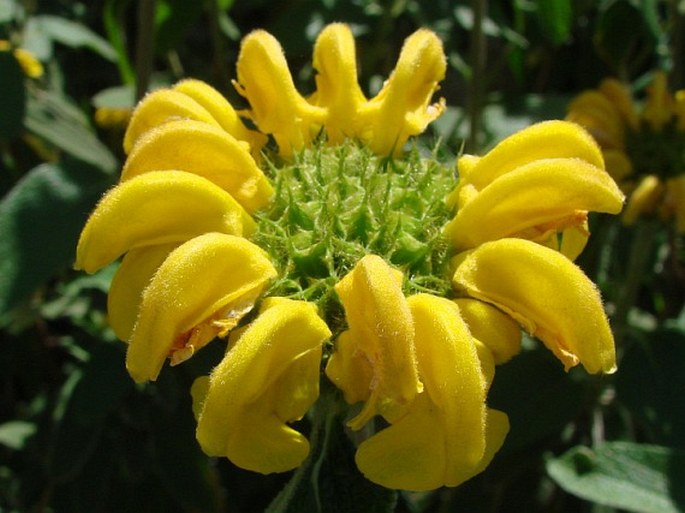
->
[[327, 257, 507, 491], [567, 72, 685, 232], [444, 121, 624, 257], [75, 22, 621, 491], [192, 297, 330, 473]]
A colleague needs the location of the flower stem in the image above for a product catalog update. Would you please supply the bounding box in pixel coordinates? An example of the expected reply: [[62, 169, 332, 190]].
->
[[612, 219, 658, 346], [467, 0, 487, 152]]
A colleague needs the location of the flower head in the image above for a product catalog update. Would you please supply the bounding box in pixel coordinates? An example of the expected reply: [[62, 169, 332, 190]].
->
[[567, 72, 685, 231], [75, 23, 621, 492]]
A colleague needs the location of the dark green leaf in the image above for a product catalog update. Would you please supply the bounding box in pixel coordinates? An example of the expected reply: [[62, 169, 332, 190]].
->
[[536, 0, 573, 45], [0, 51, 26, 139], [48, 342, 132, 480], [488, 345, 586, 453], [0, 161, 114, 315], [25, 90, 118, 172], [547, 442, 685, 513], [616, 327, 685, 448], [595, 0, 655, 74]]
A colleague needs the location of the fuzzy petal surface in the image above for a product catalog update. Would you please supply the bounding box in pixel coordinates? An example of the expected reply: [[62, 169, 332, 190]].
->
[[193, 297, 330, 473], [75, 171, 255, 273], [452, 238, 616, 374], [126, 233, 276, 383]]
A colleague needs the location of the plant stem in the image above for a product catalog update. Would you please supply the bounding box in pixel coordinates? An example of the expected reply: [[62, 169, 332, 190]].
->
[[467, 0, 487, 152], [135, 0, 156, 101]]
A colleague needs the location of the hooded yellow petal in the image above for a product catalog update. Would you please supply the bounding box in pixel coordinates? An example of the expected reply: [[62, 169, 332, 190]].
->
[[453, 298, 521, 364], [234, 30, 325, 157], [123, 89, 221, 153], [566, 91, 625, 149], [354, 292, 509, 492], [310, 23, 367, 144], [126, 233, 277, 383], [325, 255, 422, 429], [665, 176, 685, 232], [357, 29, 446, 156], [643, 71, 673, 131], [452, 238, 616, 374], [173, 79, 267, 153], [194, 297, 330, 473], [107, 243, 177, 342], [599, 78, 639, 129], [623, 174, 664, 225], [122, 120, 273, 213], [445, 157, 625, 251], [603, 149, 634, 184], [455, 121, 605, 201], [75, 171, 255, 274]]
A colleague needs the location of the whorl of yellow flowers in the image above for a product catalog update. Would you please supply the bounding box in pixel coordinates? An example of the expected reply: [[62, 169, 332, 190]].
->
[[567, 72, 685, 232], [75, 23, 623, 491]]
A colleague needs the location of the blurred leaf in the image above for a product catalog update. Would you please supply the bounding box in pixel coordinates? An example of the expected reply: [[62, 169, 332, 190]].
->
[[547, 442, 685, 513], [0, 51, 25, 139], [536, 0, 572, 45], [0, 0, 18, 23], [0, 160, 114, 315], [267, 388, 397, 513], [595, 0, 655, 74], [24, 15, 116, 62], [488, 345, 586, 453], [92, 84, 136, 109], [48, 342, 132, 480], [25, 90, 118, 172], [0, 421, 36, 450], [616, 327, 685, 448]]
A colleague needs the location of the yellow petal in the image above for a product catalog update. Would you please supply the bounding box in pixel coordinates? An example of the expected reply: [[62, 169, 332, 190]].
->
[[665, 176, 685, 232], [357, 29, 446, 156], [194, 297, 330, 473], [354, 294, 509, 491], [325, 255, 422, 429], [122, 120, 273, 213], [126, 233, 277, 383], [558, 222, 590, 261], [643, 71, 673, 131], [310, 23, 367, 145], [13, 48, 43, 78], [75, 170, 255, 274], [324, 330, 374, 406], [123, 89, 221, 153], [452, 238, 616, 374], [566, 91, 625, 149], [444, 158, 625, 251], [173, 79, 267, 153], [623, 175, 664, 225], [409, 295, 486, 464], [234, 30, 325, 157], [457, 121, 605, 198], [675, 90, 685, 131], [603, 149, 634, 183], [599, 78, 639, 129], [453, 298, 521, 364], [107, 243, 177, 342]]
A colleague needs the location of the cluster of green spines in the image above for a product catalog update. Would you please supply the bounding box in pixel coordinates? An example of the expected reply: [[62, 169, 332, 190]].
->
[[626, 120, 685, 179], [254, 141, 456, 328]]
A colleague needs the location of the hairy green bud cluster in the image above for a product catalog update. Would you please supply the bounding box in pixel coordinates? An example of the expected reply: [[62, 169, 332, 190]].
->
[[254, 141, 456, 330]]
